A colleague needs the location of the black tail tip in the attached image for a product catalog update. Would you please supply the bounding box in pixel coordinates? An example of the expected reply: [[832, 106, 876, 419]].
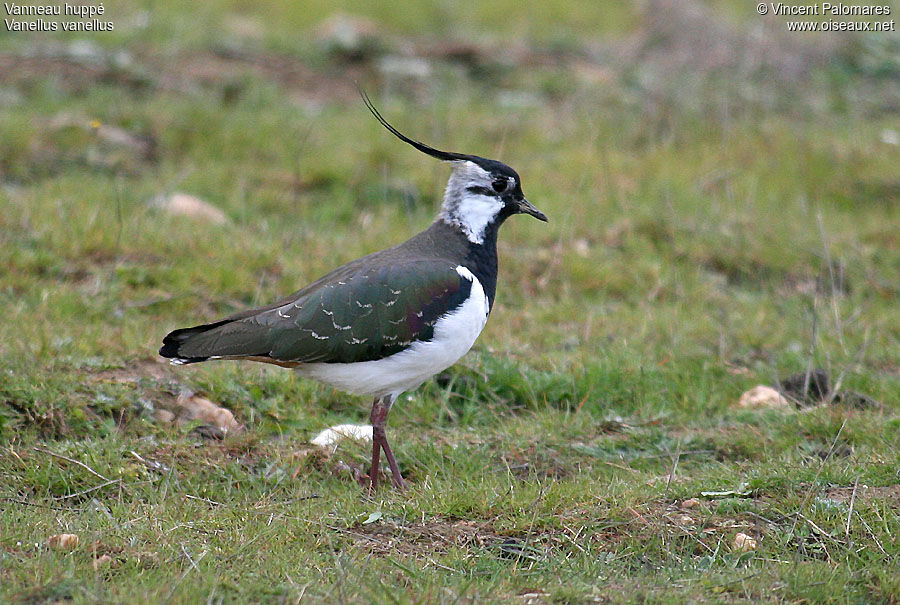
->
[[158, 341, 180, 359], [159, 329, 210, 364]]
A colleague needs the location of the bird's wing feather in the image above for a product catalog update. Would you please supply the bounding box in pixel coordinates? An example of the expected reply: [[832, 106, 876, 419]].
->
[[267, 260, 473, 363], [171, 259, 474, 364]]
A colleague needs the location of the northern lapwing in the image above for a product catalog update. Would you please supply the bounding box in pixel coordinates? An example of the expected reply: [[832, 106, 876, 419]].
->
[[160, 93, 548, 490]]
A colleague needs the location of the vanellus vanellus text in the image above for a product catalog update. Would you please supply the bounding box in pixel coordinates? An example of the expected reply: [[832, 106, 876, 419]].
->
[[160, 93, 548, 491]]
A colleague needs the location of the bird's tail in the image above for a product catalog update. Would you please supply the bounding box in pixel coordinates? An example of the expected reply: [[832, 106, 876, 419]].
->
[[159, 319, 234, 364]]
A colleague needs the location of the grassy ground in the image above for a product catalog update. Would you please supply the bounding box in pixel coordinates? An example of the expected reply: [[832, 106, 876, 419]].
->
[[2, 0, 900, 602]]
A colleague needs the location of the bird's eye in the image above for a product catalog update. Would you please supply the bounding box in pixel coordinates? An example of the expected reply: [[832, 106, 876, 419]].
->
[[491, 178, 508, 193]]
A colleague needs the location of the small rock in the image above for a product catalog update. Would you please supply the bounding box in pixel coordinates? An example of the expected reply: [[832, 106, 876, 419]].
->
[[315, 14, 384, 61], [94, 122, 156, 159], [680, 497, 701, 509], [733, 532, 757, 551], [737, 385, 789, 409], [880, 129, 899, 146], [520, 592, 552, 605], [48, 113, 155, 158], [154, 193, 227, 225], [153, 409, 175, 424], [674, 513, 694, 526], [172, 392, 243, 434], [377, 55, 431, 80], [48, 534, 79, 550], [64, 39, 105, 65], [92, 554, 113, 569], [572, 238, 591, 257]]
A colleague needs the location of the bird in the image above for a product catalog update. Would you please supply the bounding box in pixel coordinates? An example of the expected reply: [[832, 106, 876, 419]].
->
[[159, 92, 547, 491]]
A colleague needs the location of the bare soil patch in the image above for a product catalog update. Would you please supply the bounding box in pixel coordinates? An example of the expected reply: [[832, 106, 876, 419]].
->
[[347, 516, 562, 562], [89, 358, 173, 384], [825, 484, 900, 507], [349, 518, 500, 558]]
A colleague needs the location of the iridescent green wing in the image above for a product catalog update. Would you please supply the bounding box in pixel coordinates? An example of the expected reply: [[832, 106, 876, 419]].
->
[[261, 260, 473, 363]]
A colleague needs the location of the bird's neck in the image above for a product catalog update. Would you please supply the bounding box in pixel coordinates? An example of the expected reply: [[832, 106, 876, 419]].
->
[[428, 217, 501, 310], [461, 220, 500, 309], [438, 199, 499, 245]]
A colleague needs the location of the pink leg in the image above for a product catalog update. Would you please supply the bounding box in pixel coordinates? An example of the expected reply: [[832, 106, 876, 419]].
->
[[368, 395, 406, 492]]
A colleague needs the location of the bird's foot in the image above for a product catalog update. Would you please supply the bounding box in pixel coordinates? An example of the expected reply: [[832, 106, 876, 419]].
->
[[390, 473, 407, 490], [363, 465, 405, 493]]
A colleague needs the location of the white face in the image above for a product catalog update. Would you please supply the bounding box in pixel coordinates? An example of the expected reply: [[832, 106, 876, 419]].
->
[[439, 161, 514, 244]]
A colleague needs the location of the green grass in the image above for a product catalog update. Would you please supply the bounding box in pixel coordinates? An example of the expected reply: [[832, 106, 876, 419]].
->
[[2, 0, 900, 602]]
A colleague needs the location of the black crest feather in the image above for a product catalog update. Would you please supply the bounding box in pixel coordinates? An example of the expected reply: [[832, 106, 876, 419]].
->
[[358, 88, 524, 183], [359, 88, 473, 163]]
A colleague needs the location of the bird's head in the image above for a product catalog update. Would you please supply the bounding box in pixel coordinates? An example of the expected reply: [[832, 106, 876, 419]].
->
[[362, 92, 547, 245]]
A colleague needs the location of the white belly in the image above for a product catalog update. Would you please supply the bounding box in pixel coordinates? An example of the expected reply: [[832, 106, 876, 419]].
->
[[295, 266, 490, 399]]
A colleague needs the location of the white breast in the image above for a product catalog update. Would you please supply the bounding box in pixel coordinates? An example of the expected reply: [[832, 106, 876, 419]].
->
[[295, 265, 490, 398]]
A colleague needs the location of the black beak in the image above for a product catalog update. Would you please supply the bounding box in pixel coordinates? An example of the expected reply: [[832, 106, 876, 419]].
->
[[516, 198, 548, 222]]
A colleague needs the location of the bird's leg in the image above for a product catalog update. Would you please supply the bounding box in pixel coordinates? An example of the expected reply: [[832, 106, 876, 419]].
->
[[368, 397, 383, 493], [380, 434, 406, 489], [368, 395, 406, 491]]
